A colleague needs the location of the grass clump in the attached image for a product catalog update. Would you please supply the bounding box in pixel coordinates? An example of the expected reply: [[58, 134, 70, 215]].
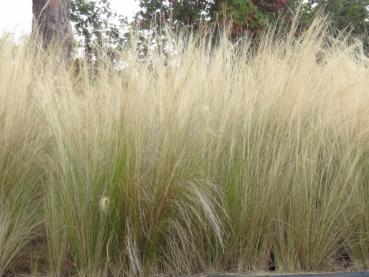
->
[[0, 19, 369, 276]]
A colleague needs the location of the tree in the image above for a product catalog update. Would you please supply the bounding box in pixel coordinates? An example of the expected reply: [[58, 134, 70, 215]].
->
[[299, 0, 369, 50], [310, 0, 369, 35], [131, 0, 295, 58], [217, 0, 290, 36], [135, 0, 293, 35], [32, 0, 73, 63], [136, 0, 218, 31], [71, 0, 128, 65]]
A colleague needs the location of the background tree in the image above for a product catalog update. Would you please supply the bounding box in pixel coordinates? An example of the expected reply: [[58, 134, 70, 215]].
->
[[303, 0, 369, 49], [135, 0, 369, 38], [71, 0, 128, 64], [135, 0, 294, 35], [131, 0, 298, 58], [32, 0, 73, 62]]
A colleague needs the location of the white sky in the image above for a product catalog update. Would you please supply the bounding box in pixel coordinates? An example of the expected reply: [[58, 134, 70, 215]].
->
[[0, 0, 139, 37]]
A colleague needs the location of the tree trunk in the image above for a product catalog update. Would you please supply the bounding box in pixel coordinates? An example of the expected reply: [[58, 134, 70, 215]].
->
[[32, 0, 73, 63]]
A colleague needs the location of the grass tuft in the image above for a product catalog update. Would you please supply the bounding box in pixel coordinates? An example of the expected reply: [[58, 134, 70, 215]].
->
[[1, 18, 369, 275]]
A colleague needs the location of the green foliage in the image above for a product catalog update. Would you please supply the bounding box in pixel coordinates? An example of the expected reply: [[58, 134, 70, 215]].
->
[[135, 0, 293, 34], [136, 0, 211, 30], [303, 0, 369, 49], [136, 0, 369, 45], [69, 0, 368, 59], [71, 0, 128, 62], [314, 0, 369, 33]]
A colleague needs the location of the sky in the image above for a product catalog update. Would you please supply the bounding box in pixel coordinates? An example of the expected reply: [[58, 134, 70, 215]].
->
[[0, 0, 139, 37]]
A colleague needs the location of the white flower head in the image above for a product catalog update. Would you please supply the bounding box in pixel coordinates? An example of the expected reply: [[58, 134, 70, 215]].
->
[[99, 196, 109, 213]]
